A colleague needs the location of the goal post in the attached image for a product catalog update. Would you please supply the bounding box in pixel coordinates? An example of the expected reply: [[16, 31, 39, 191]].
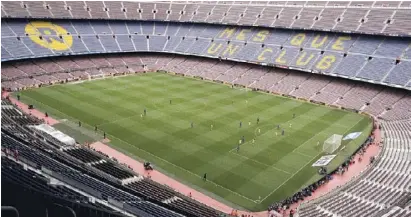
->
[[323, 134, 343, 154]]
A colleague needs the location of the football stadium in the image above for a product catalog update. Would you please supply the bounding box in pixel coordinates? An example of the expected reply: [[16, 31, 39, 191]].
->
[[1, 1, 410, 217]]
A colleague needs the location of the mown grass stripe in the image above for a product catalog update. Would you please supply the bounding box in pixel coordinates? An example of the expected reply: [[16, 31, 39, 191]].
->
[[17, 73, 372, 211]]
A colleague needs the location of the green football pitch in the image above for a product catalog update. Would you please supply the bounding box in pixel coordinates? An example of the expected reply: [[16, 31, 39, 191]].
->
[[17, 72, 372, 211]]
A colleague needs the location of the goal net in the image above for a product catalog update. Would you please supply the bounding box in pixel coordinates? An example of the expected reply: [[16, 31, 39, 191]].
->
[[323, 134, 343, 154]]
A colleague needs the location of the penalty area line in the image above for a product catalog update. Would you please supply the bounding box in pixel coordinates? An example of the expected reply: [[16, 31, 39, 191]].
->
[[259, 117, 364, 203], [293, 151, 315, 158], [229, 151, 292, 175], [259, 152, 321, 204]]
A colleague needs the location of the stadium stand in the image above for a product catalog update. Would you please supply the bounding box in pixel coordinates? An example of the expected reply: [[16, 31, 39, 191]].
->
[[2, 20, 411, 90], [1, 1, 411, 217], [1, 104, 41, 125], [380, 206, 411, 217]]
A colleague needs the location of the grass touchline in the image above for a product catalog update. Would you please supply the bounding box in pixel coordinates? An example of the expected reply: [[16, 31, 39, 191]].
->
[[17, 72, 372, 211]]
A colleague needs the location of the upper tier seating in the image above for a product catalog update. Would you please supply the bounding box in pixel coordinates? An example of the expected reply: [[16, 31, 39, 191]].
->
[[2, 1, 411, 36], [2, 20, 411, 89]]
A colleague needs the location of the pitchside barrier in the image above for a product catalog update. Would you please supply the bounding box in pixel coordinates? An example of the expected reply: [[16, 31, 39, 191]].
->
[[284, 94, 296, 99], [310, 100, 326, 106], [271, 91, 281, 96], [342, 107, 360, 113], [253, 88, 268, 93]]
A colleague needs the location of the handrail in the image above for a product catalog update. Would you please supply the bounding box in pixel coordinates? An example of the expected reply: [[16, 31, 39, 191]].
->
[[52, 203, 77, 217], [2, 206, 19, 217]]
